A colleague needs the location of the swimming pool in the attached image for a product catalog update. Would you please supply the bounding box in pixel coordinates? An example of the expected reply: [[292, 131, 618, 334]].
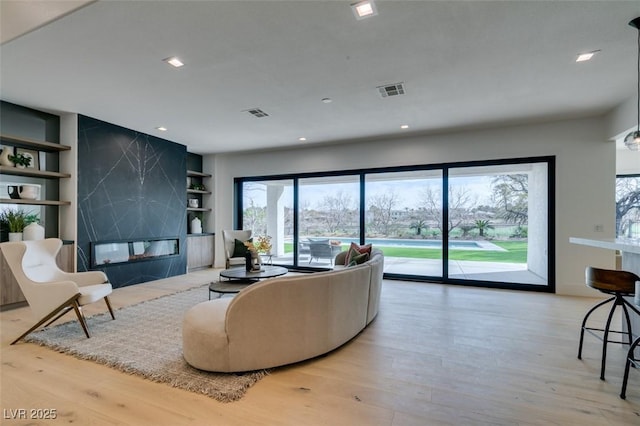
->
[[326, 237, 503, 251]]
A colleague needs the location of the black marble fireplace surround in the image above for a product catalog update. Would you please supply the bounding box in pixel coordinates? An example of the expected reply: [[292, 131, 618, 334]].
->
[[77, 115, 187, 288]]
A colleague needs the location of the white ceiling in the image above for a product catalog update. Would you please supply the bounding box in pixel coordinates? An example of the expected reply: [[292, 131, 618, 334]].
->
[[0, 1, 638, 155]]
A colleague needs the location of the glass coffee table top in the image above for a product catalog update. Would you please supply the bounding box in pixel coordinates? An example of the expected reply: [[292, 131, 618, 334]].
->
[[219, 265, 288, 280], [209, 265, 289, 299]]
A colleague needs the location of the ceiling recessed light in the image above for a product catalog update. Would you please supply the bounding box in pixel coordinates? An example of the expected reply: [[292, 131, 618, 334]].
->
[[400, 124, 409, 129], [351, 1, 377, 20], [156, 126, 168, 131], [321, 98, 333, 104], [299, 137, 307, 142], [163, 57, 184, 68], [576, 50, 599, 62]]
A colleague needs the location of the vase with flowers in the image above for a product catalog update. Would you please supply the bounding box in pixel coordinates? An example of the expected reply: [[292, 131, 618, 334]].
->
[[254, 235, 272, 255]]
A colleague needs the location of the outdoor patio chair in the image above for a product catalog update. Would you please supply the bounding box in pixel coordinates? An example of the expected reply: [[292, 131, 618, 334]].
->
[[308, 239, 342, 266]]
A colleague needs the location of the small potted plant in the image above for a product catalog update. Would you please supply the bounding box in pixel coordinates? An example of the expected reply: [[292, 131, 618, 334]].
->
[[8, 152, 32, 169], [3, 209, 39, 241], [189, 183, 206, 191]]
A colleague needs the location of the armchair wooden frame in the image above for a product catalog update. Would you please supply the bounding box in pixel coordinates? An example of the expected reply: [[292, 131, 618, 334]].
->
[[1, 239, 115, 345], [10, 292, 115, 345]]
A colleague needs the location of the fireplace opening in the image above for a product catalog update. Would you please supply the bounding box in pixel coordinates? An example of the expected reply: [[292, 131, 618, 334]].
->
[[91, 237, 179, 268]]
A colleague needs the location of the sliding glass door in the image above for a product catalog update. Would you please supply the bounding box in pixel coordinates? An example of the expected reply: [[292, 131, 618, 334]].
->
[[364, 170, 443, 278], [447, 163, 549, 286], [236, 156, 553, 291], [242, 179, 293, 266], [298, 175, 360, 267]]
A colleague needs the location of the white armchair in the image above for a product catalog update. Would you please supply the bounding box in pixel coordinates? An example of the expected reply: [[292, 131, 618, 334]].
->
[[1, 238, 115, 345], [222, 229, 252, 268]]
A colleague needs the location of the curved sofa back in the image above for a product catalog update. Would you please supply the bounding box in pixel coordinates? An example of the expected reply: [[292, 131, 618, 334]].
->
[[183, 249, 384, 373], [223, 249, 383, 372], [224, 265, 370, 371]]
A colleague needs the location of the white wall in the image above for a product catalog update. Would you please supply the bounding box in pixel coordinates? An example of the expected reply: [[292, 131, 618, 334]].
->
[[205, 116, 617, 296], [610, 94, 640, 175], [606, 95, 636, 141], [617, 148, 640, 175]]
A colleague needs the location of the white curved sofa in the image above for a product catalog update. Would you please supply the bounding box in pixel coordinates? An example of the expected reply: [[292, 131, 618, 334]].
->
[[182, 249, 383, 372]]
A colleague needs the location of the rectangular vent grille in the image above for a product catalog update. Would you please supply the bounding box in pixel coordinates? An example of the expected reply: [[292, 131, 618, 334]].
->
[[377, 83, 405, 98], [245, 108, 269, 118]]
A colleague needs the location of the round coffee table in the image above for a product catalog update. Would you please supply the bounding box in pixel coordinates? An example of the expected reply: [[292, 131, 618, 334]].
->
[[219, 265, 288, 281], [209, 265, 288, 299]]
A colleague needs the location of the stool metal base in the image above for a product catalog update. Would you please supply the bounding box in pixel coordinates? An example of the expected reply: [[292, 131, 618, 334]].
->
[[621, 336, 640, 399], [577, 293, 640, 380]]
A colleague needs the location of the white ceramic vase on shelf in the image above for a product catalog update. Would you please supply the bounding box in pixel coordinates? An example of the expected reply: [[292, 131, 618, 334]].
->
[[23, 222, 45, 240], [0, 146, 13, 167], [190, 217, 202, 234], [18, 184, 39, 200]]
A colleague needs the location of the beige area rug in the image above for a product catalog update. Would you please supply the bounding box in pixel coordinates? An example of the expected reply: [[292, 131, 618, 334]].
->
[[24, 285, 268, 403]]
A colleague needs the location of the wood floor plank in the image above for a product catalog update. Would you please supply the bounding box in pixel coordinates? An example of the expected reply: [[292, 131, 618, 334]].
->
[[2, 271, 639, 425]]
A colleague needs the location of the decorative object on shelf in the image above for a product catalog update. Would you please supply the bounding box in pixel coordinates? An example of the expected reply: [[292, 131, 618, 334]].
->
[[16, 148, 39, 169], [188, 198, 199, 208], [8, 151, 32, 168], [189, 183, 206, 191], [18, 184, 40, 200], [625, 16, 640, 151], [23, 221, 45, 240], [0, 145, 13, 166], [2, 208, 39, 242], [7, 185, 19, 199], [190, 215, 202, 234]]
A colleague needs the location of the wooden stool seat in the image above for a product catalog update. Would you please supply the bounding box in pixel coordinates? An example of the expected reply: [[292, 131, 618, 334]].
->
[[577, 267, 640, 381]]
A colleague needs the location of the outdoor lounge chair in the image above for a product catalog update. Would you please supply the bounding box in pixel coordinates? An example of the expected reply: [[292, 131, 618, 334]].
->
[[308, 239, 342, 266]]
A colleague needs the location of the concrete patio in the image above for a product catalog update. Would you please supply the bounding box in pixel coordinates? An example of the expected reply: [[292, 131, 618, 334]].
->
[[268, 253, 548, 286]]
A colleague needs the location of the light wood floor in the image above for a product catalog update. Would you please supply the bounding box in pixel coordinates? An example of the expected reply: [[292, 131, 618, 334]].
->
[[1, 269, 639, 425]]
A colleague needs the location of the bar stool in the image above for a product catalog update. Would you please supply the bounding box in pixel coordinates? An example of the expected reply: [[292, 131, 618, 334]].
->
[[577, 266, 640, 380], [621, 336, 640, 399]]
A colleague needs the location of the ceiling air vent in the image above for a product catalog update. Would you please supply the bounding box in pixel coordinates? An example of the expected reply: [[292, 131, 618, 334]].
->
[[244, 108, 269, 118], [377, 82, 405, 98]]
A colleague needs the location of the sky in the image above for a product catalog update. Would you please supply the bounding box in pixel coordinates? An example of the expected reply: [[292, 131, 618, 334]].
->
[[243, 175, 497, 210]]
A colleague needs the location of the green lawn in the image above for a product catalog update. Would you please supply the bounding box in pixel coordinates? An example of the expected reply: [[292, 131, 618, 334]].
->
[[284, 241, 527, 263]]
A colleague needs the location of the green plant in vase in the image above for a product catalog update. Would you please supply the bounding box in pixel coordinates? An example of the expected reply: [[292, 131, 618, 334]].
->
[[8, 152, 32, 168], [189, 183, 206, 191], [3, 209, 39, 241]]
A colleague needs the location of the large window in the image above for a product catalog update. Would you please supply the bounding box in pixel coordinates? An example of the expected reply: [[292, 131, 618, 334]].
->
[[616, 174, 640, 239], [365, 170, 443, 277], [242, 179, 293, 265], [447, 163, 548, 286], [236, 156, 554, 291], [298, 176, 360, 266]]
